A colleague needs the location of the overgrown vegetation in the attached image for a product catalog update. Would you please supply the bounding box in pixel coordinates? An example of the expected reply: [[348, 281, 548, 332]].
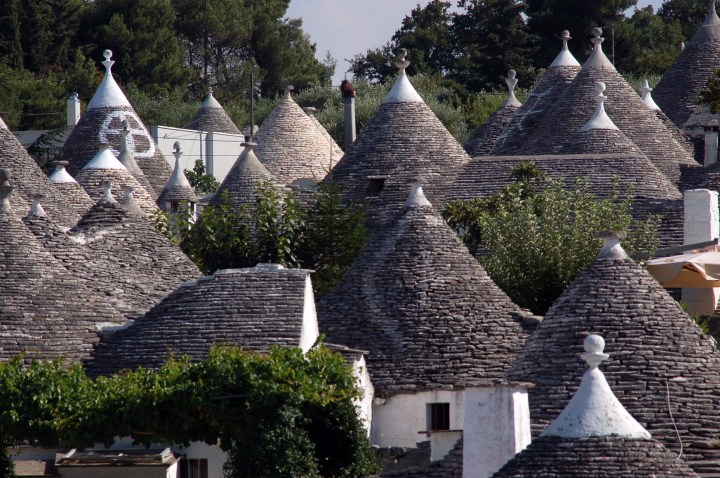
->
[[0, 345, 379, 478], [443, 162, 660, 314], [154, 182, 367, 297]]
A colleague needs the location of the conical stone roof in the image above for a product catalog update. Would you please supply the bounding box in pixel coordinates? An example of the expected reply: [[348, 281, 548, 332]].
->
[[48, 161, 93, 219], [640, 80, 696, 158], [328, 51, 470, 221], [86, 265, 315, 376], [0, 179, 126, 362], [209, 142, 280, 214], [254, 86, 340, 185], [0, 119, 80, 226], [58, 50, 172, 196], [653, 1, 720, 127], [185, 88, 241, 134], [525, 29, 697, 184], [60, 185, 201, 320], [492, 31, 581, 154], [75, 145, 159, 215], [493, 337, 698, 477], [464, 70, 522, 156], [303, 106, 344, 160], [157, 142, 198, 205], [508, 232, 720, 475], [317, 184, 539, 396]]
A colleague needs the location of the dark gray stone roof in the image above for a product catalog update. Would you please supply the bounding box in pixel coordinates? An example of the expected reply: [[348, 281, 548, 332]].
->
[[491, 66, 580, 155], [46, 195, 201, 320], [464, 104, 520, 156], [48, 164, 94, 220], [59, 106, 172, 197], [558, 127, 642, 155], [156, 151, 198, 205], [304, 107, 345, 160], [86, 265, 312, 376], [328, 99, 470, 219], [522, 36, 697, 185], [76, 166, 159, 216], [653, 3, 720, 127], [254, 91, 340, 185], [317, 186, 538, 397], [185, 89, 241, 134], [508, 240, 720, 475], [0, 126, 79, 226], [491, 437, 698, 477], [209, 143, 279, 212], [0, 183, 126, 362], [450, 153, 681, 202]]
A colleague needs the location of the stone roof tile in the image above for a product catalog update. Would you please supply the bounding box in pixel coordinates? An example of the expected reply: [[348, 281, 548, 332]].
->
[[185, 88, 241, 135]]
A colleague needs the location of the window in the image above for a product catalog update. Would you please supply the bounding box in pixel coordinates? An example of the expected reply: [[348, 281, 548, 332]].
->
[[366, 177, 386, 196], [178, 458, 208, 478], [427, 402, 450, 431]]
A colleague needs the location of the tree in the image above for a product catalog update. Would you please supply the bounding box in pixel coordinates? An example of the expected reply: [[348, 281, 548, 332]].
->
[[659, 0, 712, 40], [87, 0, 189, 91], [184, 159, 220, 196], [697, 67, 720, 112], [525, 0, 637, 67], [0, 345, 379, 478], [614, 6, 684, 75], [452, 0, 539, 91], [393, 0, 455, 77], [173, 0, 251, 94], [0, 0, 22, 68], [443, 162, 660, 314]]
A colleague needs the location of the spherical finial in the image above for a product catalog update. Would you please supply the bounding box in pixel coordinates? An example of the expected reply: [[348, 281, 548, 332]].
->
[[395, 48, 410, 71], [641, 79, 651, 95], [594, 81, 606, 94], [208, 86, 213, 95], [584, 334, 605, 354], [581, 334, 609, 369], [591, 27, 604, 46], [592, 27, 602, 38], [0, 168, 11, 186], [173, 141, 182, 160], [103, 49, 112, 61], [507, 69, 516, 79], [70, 92, 79, 100], [102, 49, 115, 71], [561, 30, 571, 40]]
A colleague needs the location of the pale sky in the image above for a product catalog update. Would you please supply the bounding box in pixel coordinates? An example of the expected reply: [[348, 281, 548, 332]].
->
[[286, 0, 664, 85]]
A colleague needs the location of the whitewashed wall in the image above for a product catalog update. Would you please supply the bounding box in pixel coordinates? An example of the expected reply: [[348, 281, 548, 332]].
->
[[151, 126, 243, 183]]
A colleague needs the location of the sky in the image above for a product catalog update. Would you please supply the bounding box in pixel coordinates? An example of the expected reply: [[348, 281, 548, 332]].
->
[[286, 0, 664, 86]]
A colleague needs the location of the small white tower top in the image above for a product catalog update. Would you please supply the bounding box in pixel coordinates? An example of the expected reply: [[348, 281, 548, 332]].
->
[[83, 144, 127, 171], [580, 81, 619, 131], [0, 115, 7, 130], [641, 79, 661, 111], [584, 28, 615, 70], [541, 334, 651, 439], [501, 70, 522, 108], [597, 230, 629, 259], [405, 182, 433, 208], [101, 179, 116, 203], [87, 49, 132, 110], [201, 87, 223, 109], [165, 141, 193, 190], [550, 30, 581, 68], [49, 161, 77, 184], [384, 48, 425, 104], [29, 193, 47, 217]]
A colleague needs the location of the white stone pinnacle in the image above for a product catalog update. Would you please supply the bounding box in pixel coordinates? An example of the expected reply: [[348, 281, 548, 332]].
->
[[383, 48, 424, 104], [641, 79, 661, 111], [584, 27, 615, 70], [87, 49, 132, 110], [597, 230, 629, 259], [580, 81, 619, 131], [550, 30, 581, 68], [83, 144, 126, 171], [501, 70, 522, 108], [49, 162, 77, 184], [29, 194, 47, 217], [541, 334, 651, 439], [405, 183, 432, 208], [101, 180, 115, 202]]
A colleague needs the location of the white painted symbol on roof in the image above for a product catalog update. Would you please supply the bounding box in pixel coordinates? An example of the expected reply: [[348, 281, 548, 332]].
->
[[98, 111, 156, 159]]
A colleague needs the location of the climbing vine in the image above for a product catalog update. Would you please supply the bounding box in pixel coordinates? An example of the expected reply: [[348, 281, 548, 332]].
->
[[0, 345, 378, 478]]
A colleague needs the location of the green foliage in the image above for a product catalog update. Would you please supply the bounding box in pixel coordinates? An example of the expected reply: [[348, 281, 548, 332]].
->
[[443, 163, 660, 314], [159, 184, 367, 297], [183, 159, 219, 196], [698, 67, 720, 113], [614, 6, 684, 76], [525, 0, 637, 67], [0, 345, 378, 478], [123, 83, 199, 130], [658, 0, 711, 40]]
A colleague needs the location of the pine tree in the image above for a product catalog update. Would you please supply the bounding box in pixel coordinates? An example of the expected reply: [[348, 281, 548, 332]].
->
[[0, 0, 23, 68]]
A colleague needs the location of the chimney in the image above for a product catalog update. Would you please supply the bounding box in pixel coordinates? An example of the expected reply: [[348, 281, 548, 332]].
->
[[705, 120, 719, 167], [683, 189, 720, 316], [341, 79, 356, 148], [67, 92, 81, 127]]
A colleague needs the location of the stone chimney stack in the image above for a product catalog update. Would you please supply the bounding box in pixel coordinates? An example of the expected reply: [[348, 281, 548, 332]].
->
[[683, 189, 720, 315], [341, 79, 356, 148], [67, 92, 81, 127], [705, 120, 719, 167]]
